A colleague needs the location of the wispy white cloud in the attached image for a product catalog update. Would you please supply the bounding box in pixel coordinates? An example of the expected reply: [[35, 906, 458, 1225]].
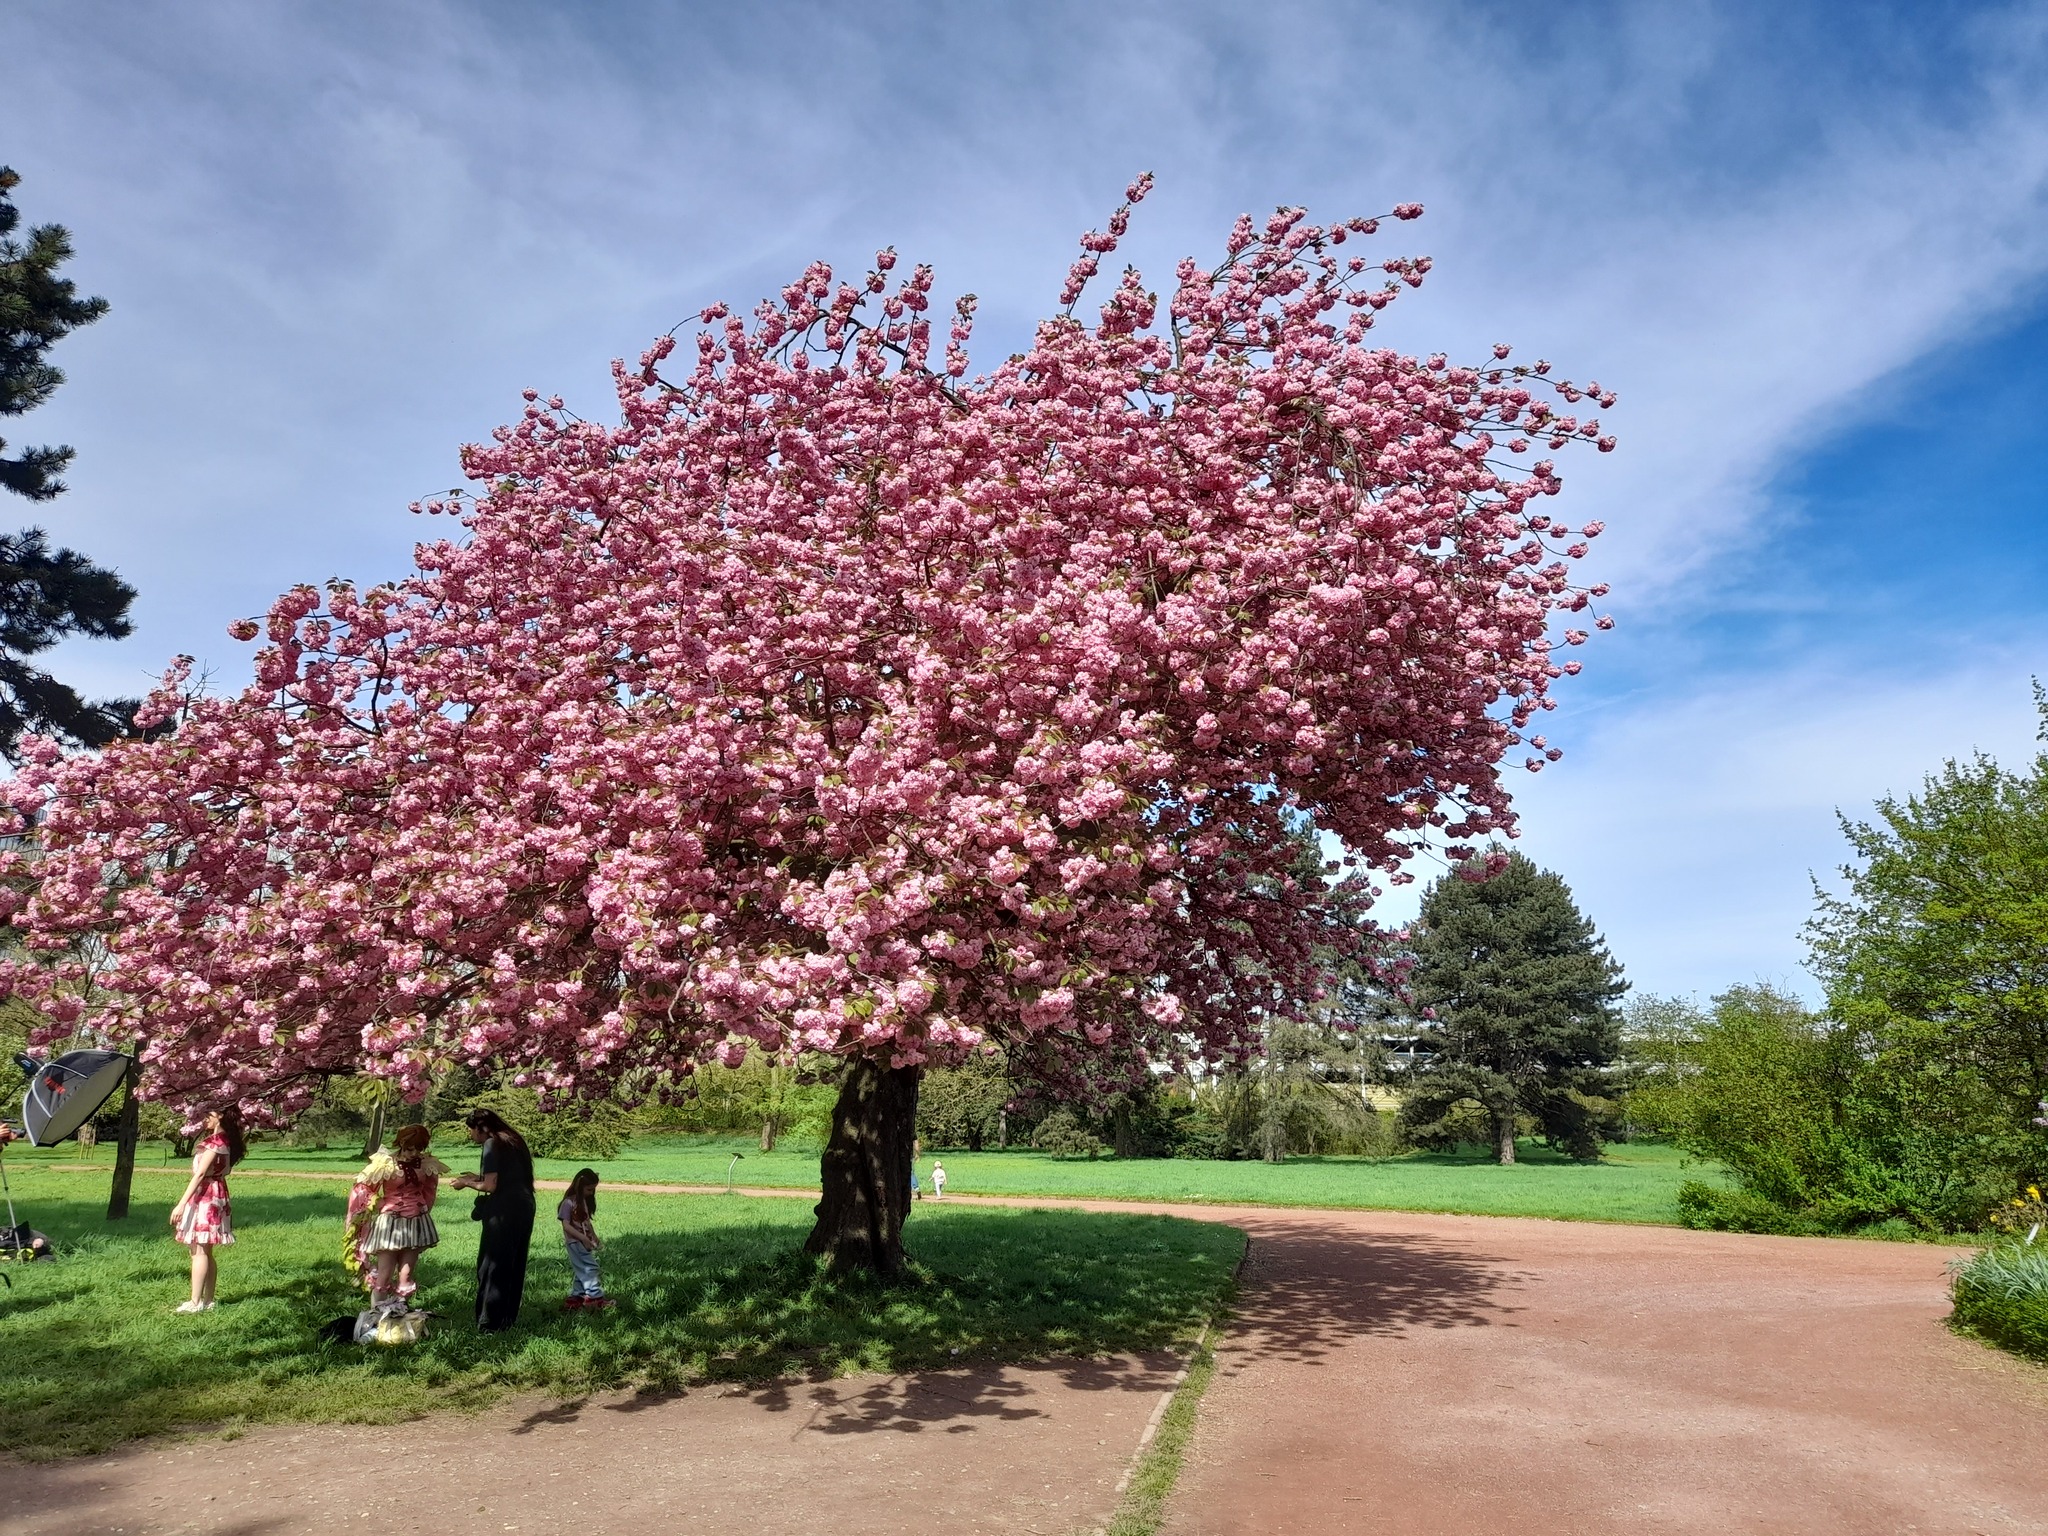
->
[[5, 0, 2047, 992], [1434, 645, 2048, 999]]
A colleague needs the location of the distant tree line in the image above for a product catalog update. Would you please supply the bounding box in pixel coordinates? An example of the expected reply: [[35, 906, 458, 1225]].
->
[[1625, 712, 2048, 1235]]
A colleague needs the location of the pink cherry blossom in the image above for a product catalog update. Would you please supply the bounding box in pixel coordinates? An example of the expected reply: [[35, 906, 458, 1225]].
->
[[0, 190, 1615, 1126]]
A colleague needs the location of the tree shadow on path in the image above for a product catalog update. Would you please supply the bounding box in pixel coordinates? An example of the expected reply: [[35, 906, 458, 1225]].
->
[[1221, 1217, 1527, 1369], [511, 1351, 1182, 1439], [745, 1350, 1183, 1436]]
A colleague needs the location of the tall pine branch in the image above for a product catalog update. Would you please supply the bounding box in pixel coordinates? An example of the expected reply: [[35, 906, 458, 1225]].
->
[[0, 164, 138, 754]]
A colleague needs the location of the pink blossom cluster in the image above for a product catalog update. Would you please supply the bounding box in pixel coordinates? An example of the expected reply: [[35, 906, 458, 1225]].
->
[[0, 183, 1613, 1117]]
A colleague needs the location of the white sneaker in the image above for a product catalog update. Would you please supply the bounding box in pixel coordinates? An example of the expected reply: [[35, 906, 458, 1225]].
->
[[174, 1300, 206, 1314]]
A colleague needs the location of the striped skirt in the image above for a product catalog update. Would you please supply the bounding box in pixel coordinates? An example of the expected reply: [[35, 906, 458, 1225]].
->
[[366, 1210, 440, 1253]]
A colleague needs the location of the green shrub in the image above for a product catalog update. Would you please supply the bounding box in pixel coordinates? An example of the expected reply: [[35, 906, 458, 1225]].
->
[[1675, 1180, 1825, 1236], [1340, 1108, 1408, 1163], [1032, 1108, 1104, 1160], [1666, 985, 2006, 1234], [459, 1087, 632, 1160], [1950, 1239, 2048, 1362]]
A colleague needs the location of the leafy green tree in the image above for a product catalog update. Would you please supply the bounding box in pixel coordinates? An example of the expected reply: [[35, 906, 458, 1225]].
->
[[916, 1052, 1014, 1151], [460, 1085, 632, 1161], [0, 165, 137, 753], [1397, 851, 1626, 1163], [627, 1052, 838, 1146], [1616, 992, 1709, 1138], [1668, 984, 2007, 1233], [1241, 1020, 1381, 1161], [1807, 712, 2048, 1196]]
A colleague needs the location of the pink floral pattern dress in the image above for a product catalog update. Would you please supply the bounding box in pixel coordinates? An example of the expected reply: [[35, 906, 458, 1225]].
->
[[174, 1133, 234, 1247]]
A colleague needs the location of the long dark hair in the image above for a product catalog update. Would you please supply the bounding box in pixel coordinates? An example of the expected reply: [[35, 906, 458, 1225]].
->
[[565, 1167, 599, 1220], [463, 1108, 530, 1160], [212, 1106, 247, 1168]]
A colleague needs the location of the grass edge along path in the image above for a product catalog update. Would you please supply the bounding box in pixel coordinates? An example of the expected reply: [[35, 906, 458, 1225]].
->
[[1097, 1237, 1249, 1536], [1100, 1325, 1222, 1536]]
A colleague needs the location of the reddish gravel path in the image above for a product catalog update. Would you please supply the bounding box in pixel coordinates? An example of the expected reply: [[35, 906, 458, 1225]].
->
[[10, 1354, 1182, 1536], [11, 1187, 2048, 1535], [1162, 1208, 2048, 1536]]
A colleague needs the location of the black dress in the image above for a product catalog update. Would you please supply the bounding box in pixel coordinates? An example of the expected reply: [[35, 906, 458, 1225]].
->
[[473, 1135, 535, 1332]]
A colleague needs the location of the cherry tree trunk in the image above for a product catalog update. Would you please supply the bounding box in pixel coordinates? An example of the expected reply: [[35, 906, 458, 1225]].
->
[[105, 1058, 142, 1221], [360, 1099, 386, 1160], [805, 1057, 919, 1276]]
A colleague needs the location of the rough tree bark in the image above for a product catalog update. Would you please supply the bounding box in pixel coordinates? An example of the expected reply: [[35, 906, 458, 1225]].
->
[[105, 1058, 141, 1221], [1494, 1108, 1518, 1166], [804, 1057, 919, 1276]]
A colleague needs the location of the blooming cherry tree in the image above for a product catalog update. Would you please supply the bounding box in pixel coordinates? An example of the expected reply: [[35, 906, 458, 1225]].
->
[[0, 181, 1615, 1271]]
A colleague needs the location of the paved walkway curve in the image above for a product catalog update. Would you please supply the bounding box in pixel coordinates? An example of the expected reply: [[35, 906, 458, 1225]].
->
[[10, 1181, 2048, 1534], [1160, 1208, 2048, 1536]]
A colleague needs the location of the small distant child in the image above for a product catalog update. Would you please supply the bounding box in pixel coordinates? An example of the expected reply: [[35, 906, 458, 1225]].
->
[[930, 1160, 946, 1200], [558, 1167, 613, 1310]]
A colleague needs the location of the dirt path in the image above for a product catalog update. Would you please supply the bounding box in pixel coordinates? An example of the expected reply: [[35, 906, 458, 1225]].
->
[[11, 1354, 1182, 1536], [11, 1188, 2048, 1535], [1161, 1208, 2048, 1536]]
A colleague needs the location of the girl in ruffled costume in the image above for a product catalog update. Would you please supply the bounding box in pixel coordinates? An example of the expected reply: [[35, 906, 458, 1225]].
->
[[345, 1124, 446, 1313]]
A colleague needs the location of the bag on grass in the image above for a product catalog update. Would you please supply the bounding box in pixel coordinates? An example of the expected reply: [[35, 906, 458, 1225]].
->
[[350, 1306, 430, 1346], [0, 1224, 52, 1259]]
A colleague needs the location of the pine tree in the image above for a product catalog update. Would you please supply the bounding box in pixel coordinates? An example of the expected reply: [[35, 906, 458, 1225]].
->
[[0, 164, 137, 753], [1397, 851, 1626, 1163]]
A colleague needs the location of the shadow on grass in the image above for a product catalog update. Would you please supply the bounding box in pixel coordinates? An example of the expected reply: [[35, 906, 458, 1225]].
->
[[0, 1188, 1240, 1460]]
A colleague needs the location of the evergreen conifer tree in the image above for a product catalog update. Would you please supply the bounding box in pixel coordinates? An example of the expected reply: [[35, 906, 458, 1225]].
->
[[1397, 851, 1626, 1163], [0, 164, 137, 753]]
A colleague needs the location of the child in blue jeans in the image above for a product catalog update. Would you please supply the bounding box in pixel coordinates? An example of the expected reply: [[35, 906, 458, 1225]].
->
[[558, 1168, 613, 1310]]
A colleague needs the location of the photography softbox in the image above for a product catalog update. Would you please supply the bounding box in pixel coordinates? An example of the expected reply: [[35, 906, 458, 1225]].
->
[[19, 1049, 133, 1146]]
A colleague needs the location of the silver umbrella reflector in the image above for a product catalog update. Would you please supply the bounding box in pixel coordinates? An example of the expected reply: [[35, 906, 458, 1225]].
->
[[20, 1049, 133, 1146]]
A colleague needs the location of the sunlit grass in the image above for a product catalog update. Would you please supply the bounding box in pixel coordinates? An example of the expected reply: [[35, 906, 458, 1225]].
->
[[14, 1134, 1726, 1224], [0, 1165, 1241, 1460]]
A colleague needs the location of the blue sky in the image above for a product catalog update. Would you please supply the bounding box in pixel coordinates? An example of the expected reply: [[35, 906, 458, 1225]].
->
[[6, 0, 2048, 1002]]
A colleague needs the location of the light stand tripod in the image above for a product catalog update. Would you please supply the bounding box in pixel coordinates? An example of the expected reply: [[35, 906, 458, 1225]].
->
[[0, 1133, 19, 1286]]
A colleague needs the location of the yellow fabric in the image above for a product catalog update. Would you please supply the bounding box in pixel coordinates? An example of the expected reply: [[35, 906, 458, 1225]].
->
[[357, 1150, 450, 1185]]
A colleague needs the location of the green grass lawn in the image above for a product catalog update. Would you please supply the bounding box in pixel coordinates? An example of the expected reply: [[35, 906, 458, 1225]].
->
[[17, 1133, 1727, 1224], [0, 1163, 1241, 1461]]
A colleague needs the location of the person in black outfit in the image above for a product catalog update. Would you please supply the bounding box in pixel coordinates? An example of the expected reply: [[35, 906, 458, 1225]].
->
[[448, 1109, 535, 1332]]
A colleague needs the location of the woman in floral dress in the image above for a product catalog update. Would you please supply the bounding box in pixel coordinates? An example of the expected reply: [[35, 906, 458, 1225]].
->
[[168, 1106, 244, 1313]]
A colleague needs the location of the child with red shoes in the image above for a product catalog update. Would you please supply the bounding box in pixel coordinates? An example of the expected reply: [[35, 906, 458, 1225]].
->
[[558, 1167, 613, 1310]]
